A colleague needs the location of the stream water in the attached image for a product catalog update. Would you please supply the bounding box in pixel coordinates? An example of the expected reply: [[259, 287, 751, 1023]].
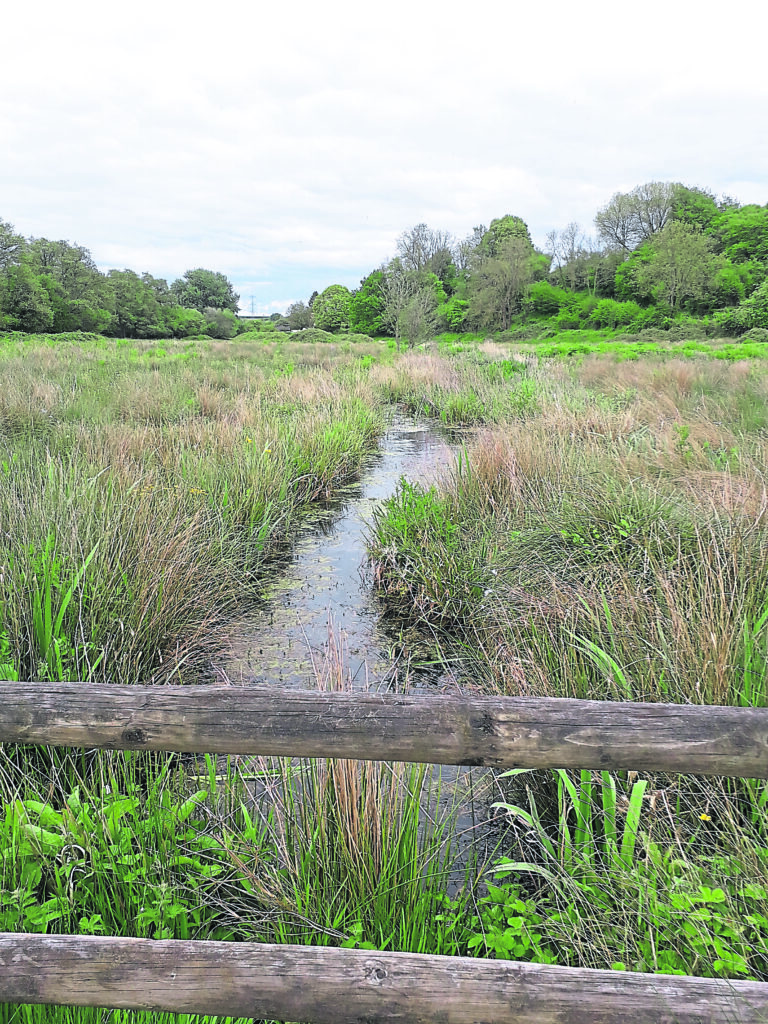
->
[[208, 414, 507, 875], [212, 415, 457, 691]]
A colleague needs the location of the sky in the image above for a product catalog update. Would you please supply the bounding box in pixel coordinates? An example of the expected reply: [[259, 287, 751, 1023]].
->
[[3, 0, 767, 315]]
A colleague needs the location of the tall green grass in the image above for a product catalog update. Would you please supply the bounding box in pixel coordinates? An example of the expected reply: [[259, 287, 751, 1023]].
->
[[0, 337, 383, 683], [367, 347, 768, 980]]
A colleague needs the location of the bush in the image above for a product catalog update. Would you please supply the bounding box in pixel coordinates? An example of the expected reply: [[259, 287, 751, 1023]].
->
[[588, 299, 643, 330], [553, 309, 582, 331], [203, 308, 238, 340], [292, 328, 337, 344], [714, 280, 768, 336], [527, 282, 568, 316]]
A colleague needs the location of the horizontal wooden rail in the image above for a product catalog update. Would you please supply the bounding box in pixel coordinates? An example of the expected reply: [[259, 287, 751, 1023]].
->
[[1, 933, 765, 1023], [0, 682, 766, 777]]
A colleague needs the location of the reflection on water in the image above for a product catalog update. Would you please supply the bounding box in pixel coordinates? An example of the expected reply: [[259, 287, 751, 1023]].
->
[[211, 416, 455, 690]]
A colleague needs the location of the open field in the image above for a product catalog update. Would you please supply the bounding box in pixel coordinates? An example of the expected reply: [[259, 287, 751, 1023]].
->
[[1, 330, 767, 1021]]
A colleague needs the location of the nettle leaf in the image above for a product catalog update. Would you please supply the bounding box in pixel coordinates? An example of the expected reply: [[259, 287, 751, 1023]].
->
[[699, 886, 727, 904]]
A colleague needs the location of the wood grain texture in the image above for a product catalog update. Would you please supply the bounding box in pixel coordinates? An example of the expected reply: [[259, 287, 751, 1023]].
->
[[1, 933, 766, 1023], [0, 683, 766, 778]]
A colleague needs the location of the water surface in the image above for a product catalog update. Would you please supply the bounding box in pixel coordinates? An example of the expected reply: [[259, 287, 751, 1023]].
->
[[212, 416, 455, 690]]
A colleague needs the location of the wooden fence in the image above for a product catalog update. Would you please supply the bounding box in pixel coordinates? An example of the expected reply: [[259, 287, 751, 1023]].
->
[[1, 682, 767, 1023]]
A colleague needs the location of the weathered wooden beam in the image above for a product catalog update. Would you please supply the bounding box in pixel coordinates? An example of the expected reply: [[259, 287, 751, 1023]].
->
[[0, 682, 766, 778], [1, 933, 765, 1023]]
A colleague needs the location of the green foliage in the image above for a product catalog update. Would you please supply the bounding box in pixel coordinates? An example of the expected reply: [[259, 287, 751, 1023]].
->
[[165, 305, 208, 338], [312, 284, 352, 332], [587, 298, 643, 329], [24, 534, 101, 682], [526, 281, 568, 316], [715, 279, 768, 335], [437, 296, 470, 329], [107, 269, 168, 338], [672, 185, 721, 232], [0, 265, 53, 332], [468, 238, 541, 330], [481, 770, 768, 978], [634, 223, 723, 311], [715, 204, 768, 264], [349, 270, 387, 335], [171, 268, 240, 313], [479, 214, 534, 256], [203, 306, 238, 340]]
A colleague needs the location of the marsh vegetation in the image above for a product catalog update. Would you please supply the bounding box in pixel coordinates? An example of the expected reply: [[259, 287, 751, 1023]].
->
[[1, 330, 767, 1022]]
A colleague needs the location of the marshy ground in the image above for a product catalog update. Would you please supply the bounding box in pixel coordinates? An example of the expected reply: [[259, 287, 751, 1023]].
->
[[1, 331, 766, 1022]]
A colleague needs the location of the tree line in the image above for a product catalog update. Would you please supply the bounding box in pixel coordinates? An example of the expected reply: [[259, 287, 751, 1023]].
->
[[0, 229, 241, 338], [3, 181, 767, 342], [287, 183, 768, 344]]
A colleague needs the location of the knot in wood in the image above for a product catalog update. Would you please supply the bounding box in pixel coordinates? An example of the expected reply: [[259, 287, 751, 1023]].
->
[[364, 962, 388, 985]]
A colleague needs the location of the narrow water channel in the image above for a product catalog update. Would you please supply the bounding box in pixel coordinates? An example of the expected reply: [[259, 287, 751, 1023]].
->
[[208, 414, 506, 876], [212, 415, 456, 690]]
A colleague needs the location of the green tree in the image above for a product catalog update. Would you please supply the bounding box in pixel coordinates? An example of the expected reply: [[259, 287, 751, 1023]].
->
[[379, 260, 422, 348], [478, 215, 533, 258], [0, 218, 25, 272], [349, 270, 387, 335], [468, 236, 543, 330], [29, 238, 103, 300], [715, 204, 768, 265], [171, 268, 240, 313], [165, 305, 207, 338], [106, 269, 166, 338], [635, 222, 722, 311], [284, 301, 314, 330], [671, 185, 721, 232], [311, 284, 352, 332], [0, 264, 53, 331]]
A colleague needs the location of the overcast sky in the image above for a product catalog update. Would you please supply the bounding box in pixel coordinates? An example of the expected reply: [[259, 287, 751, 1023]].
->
[[3, 0, 767, 314]]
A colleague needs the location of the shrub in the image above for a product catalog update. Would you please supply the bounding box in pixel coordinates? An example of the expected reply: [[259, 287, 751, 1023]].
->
[[714, 280, 768, 336], [527, 282, 568, 316], [588, 299, 643, 330]]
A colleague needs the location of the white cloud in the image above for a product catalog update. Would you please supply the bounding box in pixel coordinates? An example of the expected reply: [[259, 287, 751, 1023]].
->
[[2, 0, 766, 313]]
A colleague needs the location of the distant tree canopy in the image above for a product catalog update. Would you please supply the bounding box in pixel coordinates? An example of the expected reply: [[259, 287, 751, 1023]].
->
[[0, 223, 243, 338], [307, 189, 766, 342], [312, 284, 352, 332], [2, 178, 766, 341], [171, 268, 240, 314]]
